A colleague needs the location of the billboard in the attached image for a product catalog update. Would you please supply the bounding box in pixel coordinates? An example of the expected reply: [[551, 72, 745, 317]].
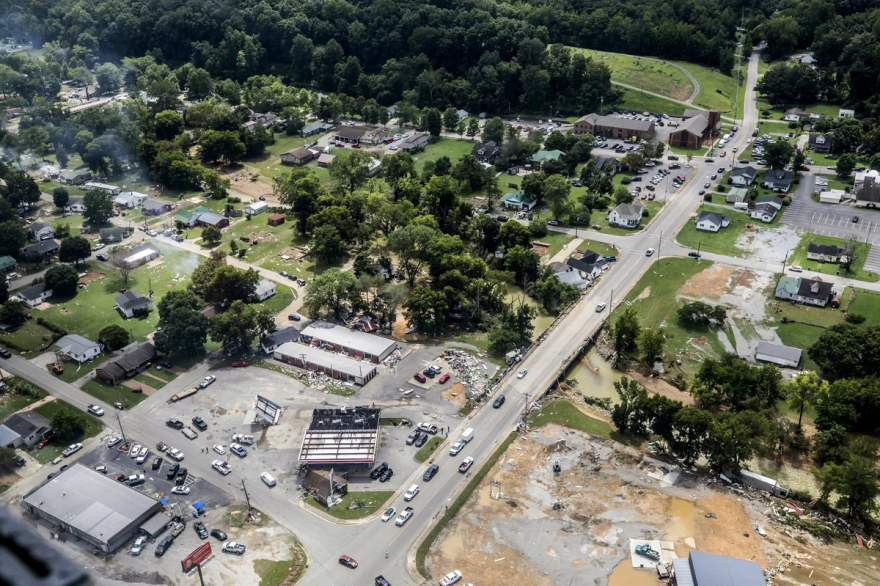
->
[[254, 395, 282, 425], [181, 541, 212, 573]]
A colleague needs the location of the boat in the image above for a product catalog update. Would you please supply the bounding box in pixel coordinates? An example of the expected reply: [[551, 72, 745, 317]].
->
[[635, 544, 661, 561]]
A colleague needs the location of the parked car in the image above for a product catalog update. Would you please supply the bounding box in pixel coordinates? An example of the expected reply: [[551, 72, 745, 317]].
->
[[414, 372, 426, 383], [288, 314, 301, 321], [230, 443, 247, 457], [213, 444, 227, 455], [171, 486, 190, 495], [232, 361, 248, 368], [414, 433, 428, 447], [199, 375, 216, 388], [406, 430, 422, 446], [688, 252, 701, 258], [210, 529, 227, 541], [438, 373, 450, 384], [107, 436, 122, 448], [417, 423, 439, 435], [260, 472, 276, 487], [167, 448, 184, 461], [87, 404, 104, 416], [370, 462, 389, 479], [788, 265, 803, 273], [194, 522, 208, 539], [379, 468, 394, 482], [155, 536, 174, 557], [440, 570, 463, 586], [232, 434, 255, 445], [166, 418, 184, 429], [62, 443, 83, 457], [167, 463, 180, 478], [222, 542, 246, 555], [192, 416, 208, 431]]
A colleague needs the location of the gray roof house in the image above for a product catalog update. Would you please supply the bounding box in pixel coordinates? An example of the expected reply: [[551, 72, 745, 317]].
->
[[28, 222, 54, 242], [808, 133, 833, 153], [397, 132, 430, 151], [763, 169, 794, 192], [606, 202, 644, 228], [56, 334, 103, 363], [807, 242, 846, 263], [59, 169, 92, 185], [855, 176, 880, 208], [695, 211, 730, 232], [0, 411, 51, 448], [755, 341, 802, 368], [16, 282, 51, 307], [471, 141, 499, 163], [113, 191, 148, 208], [142, 198, 175, 215], [261, 326, 301, 354], [555, 269, 589, 291], [750, 197, 783, 223], [301, 120, 334, 137], [100, 227, 129, 243], [456, 109, 469, 121], [671, 550, 764, 586], [730, 166, 757, 186], [22, 239, 60, 257], [114, 290, 154, 318]]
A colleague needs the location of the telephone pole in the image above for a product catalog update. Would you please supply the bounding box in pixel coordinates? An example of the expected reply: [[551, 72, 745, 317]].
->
[[241, 479, 253, 519], [114, 387, 127, 444]]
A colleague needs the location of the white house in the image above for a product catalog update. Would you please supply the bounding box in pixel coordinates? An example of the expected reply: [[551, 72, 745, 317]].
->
[[750, 197, 783, 222], [695, 211, 730, 232], [456, 109, 469, 121], [114, 290, 154, 318], [122, 242, 161, 267], [114, 191, 148, 208], [245, 201, 268, 216], [84, 182, 121, 196], [64, 197, 86, 213], [606, 203, 643, 229], [253, 279, 276, 301], [27, 222, 54, 241], [839, 108, 855, 119], [783, 108, 808, 122], [730, 166, 757, 186], [17, 283, 52, 307], [56, 334, 103, 363]]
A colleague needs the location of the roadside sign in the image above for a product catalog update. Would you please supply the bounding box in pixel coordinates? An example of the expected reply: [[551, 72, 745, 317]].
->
[[254, 394, 282, 425], [181, 541, 212, 573]]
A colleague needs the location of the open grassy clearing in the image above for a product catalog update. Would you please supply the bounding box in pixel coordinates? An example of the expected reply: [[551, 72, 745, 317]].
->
[[0, 321, 58, 355], [755, 100, 844, 121], [528, 400, 639, 446], [46, 352, 112, 383], [28, 399, 103, 464], [80, 379, 148, 409], [303, 490, 394, 520], [669, 60, 747, 115], [787, 233, 878, 282], [535, 231, 575, 259], [675, 203, 764, 257], [576, 239, 618, 258], [0, 394, 39, 422], [411, 138, 478, 176], [414, 437, 444, 463], [614, 88, 687, 117], [767, 295, 846, 329], [572, 49, 694, 101], [623, 258, 713, 328], [773, 322, 824, 372], [847, 288, 880, 326]]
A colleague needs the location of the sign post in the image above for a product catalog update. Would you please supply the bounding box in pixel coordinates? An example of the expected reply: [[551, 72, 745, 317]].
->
[[181, 541, 213, 583]]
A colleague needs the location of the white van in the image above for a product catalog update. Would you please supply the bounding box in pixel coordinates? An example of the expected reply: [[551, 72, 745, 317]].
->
[[404, 484, 420, 501], [789, 265, 803, 273], [461, 428, 474, 443], [734, 202, 749, 211], [723, 133, 731, 140]]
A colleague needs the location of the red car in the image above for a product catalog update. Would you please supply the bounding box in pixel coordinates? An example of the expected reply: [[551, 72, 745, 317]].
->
[[338, 555, 358, 568], [232, 361, 249, 368], [351, 143, 360, 148], [414, 372, 426, 383], [719, 150, 726, 157], [439, 374, 450, 384]]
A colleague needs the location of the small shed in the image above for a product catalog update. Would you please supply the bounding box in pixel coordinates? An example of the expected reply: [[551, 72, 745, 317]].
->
[[267, 214, 285, 227], [246, 201, 269, 216], [317, 153, 335, 167], [305, 469, 348, 506], [755, 341, 802, 368]]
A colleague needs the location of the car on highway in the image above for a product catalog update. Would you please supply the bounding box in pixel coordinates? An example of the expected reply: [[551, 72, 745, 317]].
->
[[645, 248, 655, 256], [704, 182, 711, 188], [688, 252, 701, 258], [395, 507, 414, 526], [719, 151, 726, 157], [423, 464, 440, 482], [210, 529, 227, 541], [595, 302, 606, 312], [261, 472, 276, 487], [699, 190, 705, 195], [230, 443, 247, 457], [232, 361, 248, 367], [62, 443, 83, 457], [493, 395, 506, 408], [107, 436, 122, 448], [459, 457, 474, 473], [87, 404, 104, 416], [449, 440, 465, 456], [339, 555, 359, 568], [438, 373, 450, 384], [381, 507, 397, 522], [440, 570, 463, 586], [370, 462, 389, 479], [711, 174, 717, 179], [199, 375, 216, 388], [194, 522, 208, 539], [166, 418, 184, 429], [517, 369, 527, 379], [222, 542, 246, 555], [192, 416, 208, 431], [171, 486, 190, 495], [404, 484, 420, 501], [213, 444, 227, 455]]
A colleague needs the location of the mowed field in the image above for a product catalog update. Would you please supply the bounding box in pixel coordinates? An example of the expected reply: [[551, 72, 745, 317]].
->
[[572, 49, 694, 101]]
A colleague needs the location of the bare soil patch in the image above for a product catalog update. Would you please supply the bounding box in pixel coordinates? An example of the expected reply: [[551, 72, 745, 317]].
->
[[679, 264, 736, 299], [77, 270, 106, 286], [627, 371, 695, 406], [690, 336, 708, 346], [122, 378, 158, 396], [634, 286, 651, 301], [442, 382, 467, 408]]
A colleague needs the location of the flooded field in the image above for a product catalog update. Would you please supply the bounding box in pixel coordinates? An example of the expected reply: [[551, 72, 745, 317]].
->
[[564, 346, 622, 402], [505, 284, 556, 339]]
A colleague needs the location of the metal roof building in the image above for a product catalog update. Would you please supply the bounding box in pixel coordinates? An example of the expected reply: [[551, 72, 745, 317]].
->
[[755, 341, 802, 368], [301, 320, 397, 363], [298, 407, 381, 466], [21, 464, 164, 552], [274, 342, 377, 385], [673, 550, 764, 586]]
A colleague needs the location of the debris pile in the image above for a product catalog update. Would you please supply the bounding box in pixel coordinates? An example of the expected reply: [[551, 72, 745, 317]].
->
[[443, 349, 493, 399]]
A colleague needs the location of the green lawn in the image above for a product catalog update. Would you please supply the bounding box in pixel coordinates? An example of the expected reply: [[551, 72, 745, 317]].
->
[[0, 321, 59, 355], [80, 379, 149, 409], [147, 365, 178, 382], [45, 353, 112, 384], [615, 88, 687, 117], [773, 322, 824, 371], [414, 437, 444, 463], [411, 137, 478, 175], [572, 49, 694, 102], [0, 394, 39, 423], [668, 59, 746, 116], [576, 239, 619, 258], [756, 100, 844, 121], [133, 372, 167, 389], [676, 203, 783, 257], [535, 231, 575, 259], [28, 399, 103, 464], [767, 297, 845, 328], [304, 490, 394, 520], [847, 288, 880, 326], [624, 257, 713, 328], [528, 400, 638, 446], [787, 234, 878, 283], [36, 243, 200, 342]]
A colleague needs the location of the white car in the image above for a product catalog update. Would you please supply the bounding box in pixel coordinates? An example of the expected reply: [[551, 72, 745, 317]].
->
[[230, 443, 247, 457], [403, 484, 420, 501], [449, 440, 465, 456], [94, 243, 105, 251], [131, 536, 147, 555], [62, 443, 83, 457], [136, 448, 150, 464], [232, 434, 254, 445], [146, 229, 158, 237], [517, 369, 527, 379], [199, 375, 216, 388], [260, 472, 276, 487], [732, 146, 738, 152], [596, 302, 607, 312], [381, 507, 396, 522], [167, 448, 185, 461], [129, 444, 141, 457], [87, 404, 104, 416], [171, 486, 190, 495], [107, 436, 122, 448], [645, 248, 655, 256], [213, 444, 227, 455], [212, 460, 232, 475], [440, 570, 463, 586]]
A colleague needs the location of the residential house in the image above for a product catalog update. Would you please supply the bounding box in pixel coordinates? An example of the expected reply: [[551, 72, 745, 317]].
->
[[114, 290, 154, 318], [261, 326, 300, 354], [281, 147, 319, 165], [456, 109, 469, 121], [839, 108, 855, 119], [301, 120, 333, 137], [775, 276, 800, 301], [245, 201, 268, 216], [59, 170, 91, 185], [725, 187, 748, 203], [142, 199, 175, 215], [99, 227, 129, 243], [195, 212, 229, 229], [530, 150, 565, 169], [0, 411, 51, 449], [796, 277, 835, 306], [243, 112, 278, 131], [95, 342, 157, 384], [365, 158, 382, 176], [362, 127, 389, 145], [267, 214, 285, 227], [855, 176, 880, 208], [730, 166, 757, 186], [121, 242, 160, 267], [386, 105, 397, 118], [606, 202, 644, 229], [499, 191, 537, 210], [84, 182, 121, 196], [763, 169, 794, 192], [695, 210, 730, 232], [554, 269, 589, 291], [471, 141, 499, 163], [16, 283, 52, 307], [113, 191, 148, 208], [253, 279, 276, 301], [783, 108, 816, 122], [808, 133, 833, 153], [174, 206, 210, 227], [397, 132, 430, 151], [494, 248, 505, 259], [590, 155, 623, 176], [64, 197, 86, 212], [573, 114, 655, 140], [334, 125, 369, 144], [0, 256, 17, 272], [317, 153, 335, 167], [565, 251, 605, 281], [56, 334, 103, 363], [807, 242, 847, 263], [755, 341, 802, 368], [668, 109, 722, 149], [27, 222, 54, 241], [22, 240, 60, 257], [750, 197, 783, 222]]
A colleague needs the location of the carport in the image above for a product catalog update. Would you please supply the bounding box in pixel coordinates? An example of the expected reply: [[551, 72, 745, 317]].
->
[[139, 513, 169, 538]]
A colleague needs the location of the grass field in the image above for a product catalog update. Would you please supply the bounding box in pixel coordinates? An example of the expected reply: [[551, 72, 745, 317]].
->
[[0, 321, 58, 355], [848, 289, 880, 326], [0, 394, 39, 423], [80, 379, 149, 409], [669, 60, 747, 116], [615, 88, 687, 117], [46, 353, 112, 383], [675, 203, 758, 257], [573, 49, 694, 102], [411, 137, 478, 175], [535, 231, 575, 259], [527, 400, 638, 446], [414, 437, 444, 463], [623, 257, 713, 328], [773, 322, 824, 371], [767, 295, 846, 328], [756, 100, 844, 121], [28, 399, 103, 464], [304, 490, 394, 520], [576, 239, 618, 258], [787, 234, 878, 282]]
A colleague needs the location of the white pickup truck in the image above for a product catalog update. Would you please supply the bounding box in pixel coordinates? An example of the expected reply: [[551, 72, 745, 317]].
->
[[212, 460, 232, 475], [395, 507, 414, 526]]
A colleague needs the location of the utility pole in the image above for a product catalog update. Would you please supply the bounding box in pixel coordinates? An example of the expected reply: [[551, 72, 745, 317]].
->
[[241, 479, 253, 520], [697, 241, 702, 257], [781, 251, 789, 273], [600, 96, 604, 116], [609, 288, 614, 310], [658, 230, 662, 258], [114, 386, 127, 444]]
